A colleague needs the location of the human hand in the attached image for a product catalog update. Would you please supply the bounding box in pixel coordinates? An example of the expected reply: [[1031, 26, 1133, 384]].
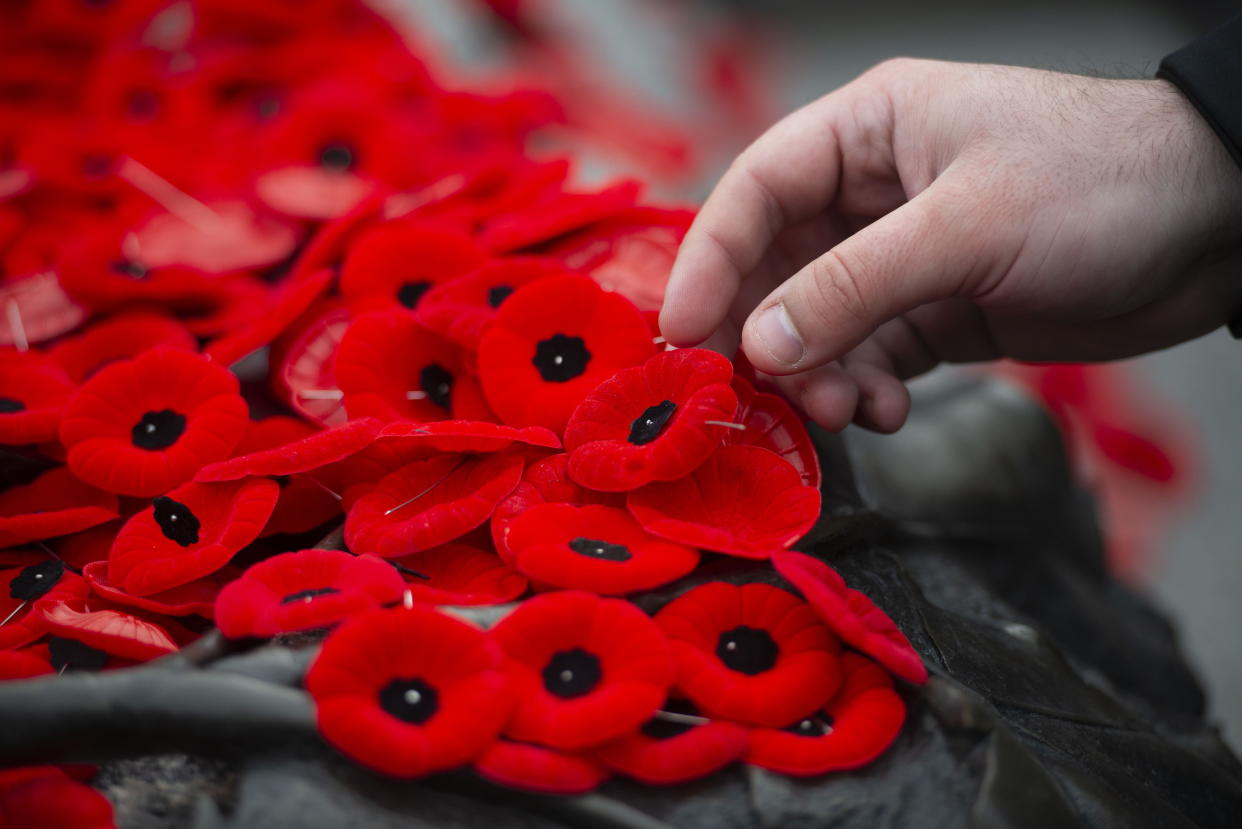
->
[[659, 59, 1242, 432]]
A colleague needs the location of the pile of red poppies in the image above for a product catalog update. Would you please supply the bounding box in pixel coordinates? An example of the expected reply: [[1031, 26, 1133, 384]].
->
[[0, 0, 926, 813]]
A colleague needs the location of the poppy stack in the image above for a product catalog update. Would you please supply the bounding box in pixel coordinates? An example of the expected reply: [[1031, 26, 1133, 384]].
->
[[0, 0, 926, 808]]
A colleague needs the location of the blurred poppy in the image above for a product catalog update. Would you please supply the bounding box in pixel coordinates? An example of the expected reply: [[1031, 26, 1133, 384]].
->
[[48, 312, 196, 383], [594, 699, 748, 785], [339, 220, 488, 315], [416, 257, 570, 349], [475, 739, 609, 795], [0, 351, 75, 445], [390, 543, 527, 606]]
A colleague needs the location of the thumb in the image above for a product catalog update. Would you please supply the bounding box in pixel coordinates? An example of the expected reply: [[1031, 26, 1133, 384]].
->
[[740, 183, 1005, 375]]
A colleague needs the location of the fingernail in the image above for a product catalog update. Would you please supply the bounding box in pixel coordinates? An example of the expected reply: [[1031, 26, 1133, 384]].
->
[[754, 303, 804, 366]]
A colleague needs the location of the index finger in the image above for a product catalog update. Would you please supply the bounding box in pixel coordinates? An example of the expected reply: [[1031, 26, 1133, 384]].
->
[[658, 95, 848, 347]]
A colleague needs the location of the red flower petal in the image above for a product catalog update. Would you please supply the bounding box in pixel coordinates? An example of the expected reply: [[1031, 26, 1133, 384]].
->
[[727, 376, 821, 489], [82, 560, 233, 618], [377, 420, 560, 454], [564, 348, 737, 491], [594, 702, 749, 785], [0, 649, 54, 680], [491, 591, 674, 749], [416, 257, 572, 349], [345, 452, 524, 557], [771, 550, 927, 685], [215, 549, 406, 639], [204, 268, 334, 367], [627, 445, 820, 559], [0, 766, 114, 829], [479, 180, 642, 253], [478, 275, 654, 433], [390, 543, 527, 605], [59, 348, 250, 497], [108, 478, 280, 596], [0, 351, 76, 445], [654, 581, 841, 727], [0, 272, 87, 349], [36, 597, 182, 661], [745, 652, 906, 775], [48, 311, 197, 383], [197, 417, 382, 482], [507, 503, 698, 595], [132, 200, 300, 275], [0, 468, 119, 547], [306, 605, 512, 777], [475, 739, 609, 795]]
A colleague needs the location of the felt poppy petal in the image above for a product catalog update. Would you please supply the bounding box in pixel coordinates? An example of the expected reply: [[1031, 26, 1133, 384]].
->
[[0, 767, 115, 829], [0, 468, 119, 547], [48, 311, 197, 383], [82, 560, 232, 618], [36, 597, 181, 661], [475, 739, 609, 795], [196, 417, 382, 482], [205, 268, 334, 367], [772, 550, 927, 685], [491, 591, 674, 750], [480, 180, 642, 252], [59, 348, 250, 497], [339, 221, 489, 314], [507, 503, 698, 595], [746, 652, 907, 776], [478, 275, 655, 433], [727, 377, 821, 489], [133, 200, 300, 275], [0, 649, 54, 680], [655, 581, 842, 727], [378, 420, 560, 454], [594, 715, 749, 785], [215, 549, 406, 639], [0, 272, 87, 349], [391, 543, 527, 605], [306, 605, 513, 777], [345, 453, 524, 557], [0, 567, 89, 650], [269, 300, 351, 427], [627, 445, 820, 558], [564, 348, 737, 491], [108, 478, 280, 596], [0, 352, 77, 445]]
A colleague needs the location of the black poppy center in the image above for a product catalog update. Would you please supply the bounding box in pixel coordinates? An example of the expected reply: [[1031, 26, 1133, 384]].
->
[[81, 154, 113, 178], [567, 537, 632, 562], [639, 699, 702, 740], [0, 397, 23, 414], [378, 677, 439, 724], [716, 625, 779, 675], [48, 636, 108, 673], [110, 259, 148, 280], [131, 409, 186, 450], [318, 142, 356, 172], [153, 495, 201, 547], [532, 334, 591, 383], [783, 713, 834, 738], [627, 399, 676, 445], [486, 285, 513, 308], [396, 281, 432, 309], [281, 586, 340, 604], [9, 559, 65, 601], [419, 363, 454, 410], [127, 89, 159, 119], [542, 648, 602, 699]]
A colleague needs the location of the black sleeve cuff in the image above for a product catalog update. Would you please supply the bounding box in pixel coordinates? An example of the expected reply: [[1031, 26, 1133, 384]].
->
[[1158, 14, 1242, 173]]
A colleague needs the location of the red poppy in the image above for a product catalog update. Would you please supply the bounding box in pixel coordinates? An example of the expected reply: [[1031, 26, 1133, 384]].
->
[[726, 377, 821, 489], [0, 271, 87, 350], [654, 581, 842, 727], [506, 503, 698, 595], [197, 417, 382, 482], [0, 565, 88, 651], [564, 348, 737, 491], [339, 220, 489, 315], [477, 275, 654, 433], [305, 605, 513, 777], [176, 275, 272, 339], [49, 521, 121, 572], [390, 543, 527, 606], [0, 648, 53, 680], [0, 351, 76, 445], [627, 445, 820, 559], [415, 257, 572, 349], [490, 453, 624, 565], [108, 478, 280, 596], [59, 348, 250, 497], [82, 560, 234, 619], [336, 310, 481, 423], [479, 180, 642, 253], [130, 200, 301, 276], [490, 591, 674, 749], [0, 766, 115, 829], [204, 268, 334, 367], [475, 739, 609, 795], [345, 453, 524, 557], [48, 312, 197, 383], [594, 700, 749, 785], [36, 596, 184, 661], [269, 299, 351, 427], [771, 551, 927, 685], [746, 652, 906, 776], [0, 468, 118, 547], [377, 420, 560, 454]]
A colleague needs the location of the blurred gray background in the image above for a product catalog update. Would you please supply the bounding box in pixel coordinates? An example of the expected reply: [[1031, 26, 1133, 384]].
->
[[396, 0, 1242, 749]]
